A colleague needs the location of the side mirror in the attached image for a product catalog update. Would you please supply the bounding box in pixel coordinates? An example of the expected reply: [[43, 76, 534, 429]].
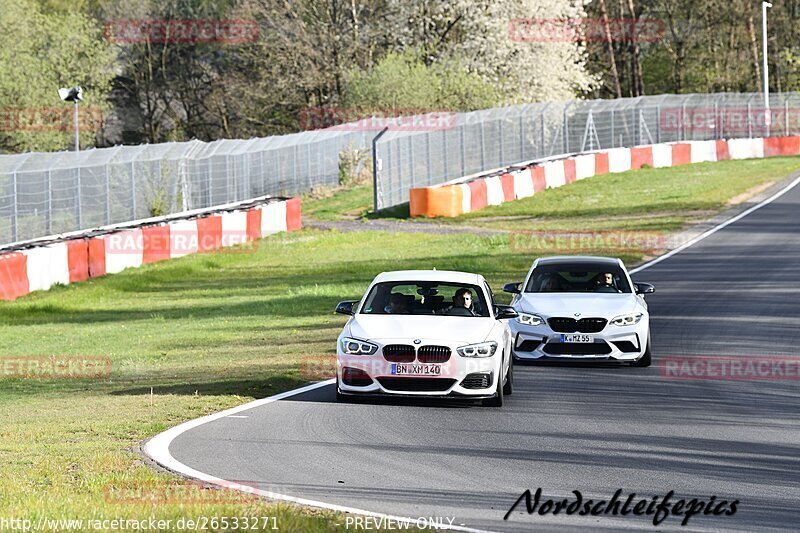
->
[[335, 300, 357, 315], [634, 283, 655, 295], [503, 282, 522, 294], [495, 305, 519, 320]]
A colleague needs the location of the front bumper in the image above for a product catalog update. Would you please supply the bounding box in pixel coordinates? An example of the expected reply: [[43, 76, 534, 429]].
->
[[510, 319, 649, 363], [336, 344, 501, 397]]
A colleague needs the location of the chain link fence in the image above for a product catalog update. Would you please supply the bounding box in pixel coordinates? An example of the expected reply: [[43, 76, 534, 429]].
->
[[374, 92, 800, 209], [3, 92, 799, 246], [0, 129, 370, 245]]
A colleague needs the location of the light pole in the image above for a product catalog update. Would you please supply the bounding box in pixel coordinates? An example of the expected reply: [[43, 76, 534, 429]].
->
[[762, 2, 772, 127], [58, 86, 83, 151]]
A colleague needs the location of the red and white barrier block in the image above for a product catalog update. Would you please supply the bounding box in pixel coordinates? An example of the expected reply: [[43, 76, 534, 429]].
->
[[409, 136, 800, 217], [0, 197, 301, 301]]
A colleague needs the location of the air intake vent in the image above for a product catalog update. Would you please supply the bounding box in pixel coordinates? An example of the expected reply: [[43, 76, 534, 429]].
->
[[461, 372, 492, 389], [377, 377, 456, 392], [542, 341, 612, 355]]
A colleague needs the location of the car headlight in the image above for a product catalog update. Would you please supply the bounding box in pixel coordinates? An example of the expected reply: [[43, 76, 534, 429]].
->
[[457, 341, 498, 358], [516, 313, 545, 326], [340, 337, 378, 355], [610, 313, 643, 326]]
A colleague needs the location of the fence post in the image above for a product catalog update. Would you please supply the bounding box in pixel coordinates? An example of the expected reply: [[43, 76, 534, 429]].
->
[[681, 103, 687, 141], [292, 145, 298, 195], [76, 167, 82, 229], [46, 170, 52, 235], [371, 127, 388, 211], [785, 99, 790, 136], [306, 143, 312, 191], [611, 109, 615, 147], [479, 121, 486, 170], [459, 126, 466, 176], [130, 161, 136, 219], [747, 101, 752, 138], [408, 135, 415, 190], [655, 105, 661, 143], [425, 131, 432, 185], [498, 119, 504, 168], [11, 171, 18, 242], [442, 129, 448, 181], [540, 110, 546, 156], [105, 164, 111, 225], [562, 106, 569, 153], [518, 114, 525, 161]]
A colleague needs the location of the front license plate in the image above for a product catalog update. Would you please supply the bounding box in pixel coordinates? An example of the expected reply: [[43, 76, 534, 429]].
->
[[561, 334, 593, 343], [391, 364, 442, 376]]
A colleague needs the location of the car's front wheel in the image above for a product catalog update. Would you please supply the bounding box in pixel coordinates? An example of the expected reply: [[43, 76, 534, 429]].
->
[[483, 367, 505, 407], [502, 357, 513, 396], [335, 377, 347, 402], [633, 335, 652, 367]]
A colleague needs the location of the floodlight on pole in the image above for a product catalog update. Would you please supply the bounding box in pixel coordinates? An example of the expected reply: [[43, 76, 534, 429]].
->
[[58, 86, 83, 151]]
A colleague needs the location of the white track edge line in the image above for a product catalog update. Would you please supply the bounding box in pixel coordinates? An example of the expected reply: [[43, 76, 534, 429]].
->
[[143, 378, 495, 533], [144, 173, 800, 533], [630, 174, 800, 274]]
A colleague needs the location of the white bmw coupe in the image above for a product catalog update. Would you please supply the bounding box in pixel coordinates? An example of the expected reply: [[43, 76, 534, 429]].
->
[[334, 270, 517, 406], [504, 256, 655, 366]]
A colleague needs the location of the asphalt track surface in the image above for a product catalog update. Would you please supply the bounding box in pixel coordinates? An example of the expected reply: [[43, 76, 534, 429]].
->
[[167, 178, 800, 532]]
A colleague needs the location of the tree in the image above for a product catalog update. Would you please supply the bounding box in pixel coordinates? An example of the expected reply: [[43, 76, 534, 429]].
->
[[0, 0, 115, 152]]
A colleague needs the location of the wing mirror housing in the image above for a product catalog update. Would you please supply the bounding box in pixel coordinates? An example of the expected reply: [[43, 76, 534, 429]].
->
[[634, 282, 656, 295], [503, 282, 522, 294], [335, 300, 357, 315], [495, 305, 519, 320]]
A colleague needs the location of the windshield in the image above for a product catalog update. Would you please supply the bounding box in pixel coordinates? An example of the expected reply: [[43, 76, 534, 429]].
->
[[525, 263, 632, 294], [360, 281, 490, 317]]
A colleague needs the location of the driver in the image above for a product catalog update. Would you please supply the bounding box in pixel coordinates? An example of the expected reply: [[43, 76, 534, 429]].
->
[[596, 272, 618, 292], [384, 293, 410, 314], [441, 288, 473, 314]]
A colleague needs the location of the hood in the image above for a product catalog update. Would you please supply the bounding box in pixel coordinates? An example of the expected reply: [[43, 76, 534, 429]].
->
[[516, 293, 638, 319], [347, 315, 496, 344]]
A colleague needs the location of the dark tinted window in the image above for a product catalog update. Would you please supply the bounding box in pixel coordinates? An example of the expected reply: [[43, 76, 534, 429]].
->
[[361, 282, 489, 316], [525, 263, 631, 294]]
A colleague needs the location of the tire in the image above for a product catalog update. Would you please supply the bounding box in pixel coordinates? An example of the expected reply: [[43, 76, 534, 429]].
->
[[335, 377, 347, 402], [633, 336, 652, 367], [502, 357, 513, 396], [482, 369, 504, 407]]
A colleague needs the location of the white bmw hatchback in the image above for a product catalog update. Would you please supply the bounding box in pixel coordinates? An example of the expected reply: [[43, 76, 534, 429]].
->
[[504, 256, 655, 366], [334, 270, 517, 406]]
